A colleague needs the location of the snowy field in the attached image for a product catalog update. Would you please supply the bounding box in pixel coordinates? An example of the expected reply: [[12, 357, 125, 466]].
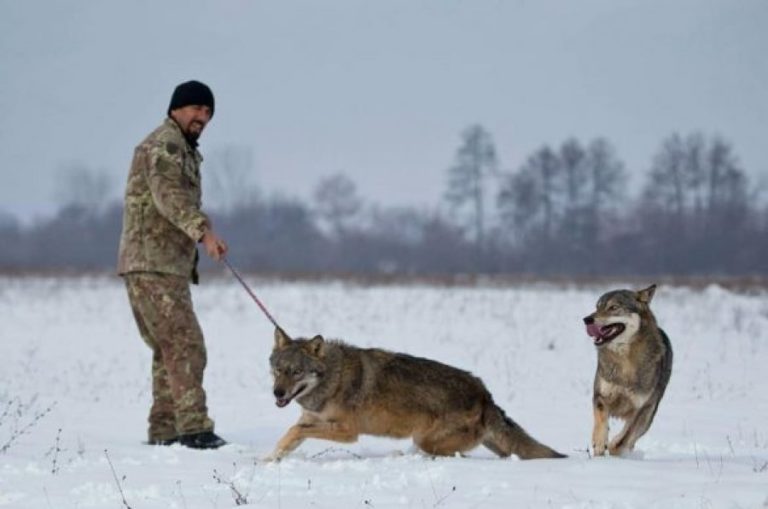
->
[[1, 274, 767, 508]]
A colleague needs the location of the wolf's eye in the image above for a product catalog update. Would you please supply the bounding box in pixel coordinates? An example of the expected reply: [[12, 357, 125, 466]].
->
[[607, 304, 618, 311], [292, 369, 304, 377]]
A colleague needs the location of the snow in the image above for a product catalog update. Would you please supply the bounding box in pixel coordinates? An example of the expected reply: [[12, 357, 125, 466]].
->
[[0, 275, 766, 508]]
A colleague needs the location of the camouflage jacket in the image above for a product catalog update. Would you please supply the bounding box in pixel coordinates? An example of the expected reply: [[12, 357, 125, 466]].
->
[[117, 118, 209, 282]]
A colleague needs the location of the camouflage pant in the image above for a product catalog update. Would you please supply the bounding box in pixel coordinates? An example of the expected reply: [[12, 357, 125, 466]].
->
[[124, 272, 214, 441]]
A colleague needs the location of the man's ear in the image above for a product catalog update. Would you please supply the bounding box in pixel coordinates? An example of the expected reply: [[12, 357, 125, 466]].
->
[[274, 327, 291, 350], [637, 284, 657, 304], [307, 335, 325, 357]]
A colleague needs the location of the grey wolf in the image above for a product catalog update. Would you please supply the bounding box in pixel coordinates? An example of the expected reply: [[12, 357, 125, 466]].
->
[[118, 80, 227, 449], [583, 284, 673, 456], [268, 327, 565, 461]]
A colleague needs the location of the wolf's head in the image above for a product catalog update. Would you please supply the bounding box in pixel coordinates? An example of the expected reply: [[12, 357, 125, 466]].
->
[[269, 327, 326, 408], [583, 285, 657, 347]]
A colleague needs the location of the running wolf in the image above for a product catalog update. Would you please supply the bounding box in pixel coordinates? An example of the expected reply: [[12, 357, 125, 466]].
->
[[268, 328, 565, 461], [583, 284, 673, 456]]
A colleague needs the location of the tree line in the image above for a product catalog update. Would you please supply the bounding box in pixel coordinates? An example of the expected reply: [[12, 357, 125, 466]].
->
[[1, 127, 766, 277]]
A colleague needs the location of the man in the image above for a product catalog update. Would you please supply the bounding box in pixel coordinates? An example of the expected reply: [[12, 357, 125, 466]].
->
[[117, 80, 228, 449]]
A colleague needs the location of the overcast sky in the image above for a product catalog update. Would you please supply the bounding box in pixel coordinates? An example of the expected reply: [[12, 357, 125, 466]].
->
[[1, 0, 766, 221]]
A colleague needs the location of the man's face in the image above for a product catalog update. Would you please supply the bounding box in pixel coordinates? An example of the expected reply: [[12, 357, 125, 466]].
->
[[170, 104, 212, 141]]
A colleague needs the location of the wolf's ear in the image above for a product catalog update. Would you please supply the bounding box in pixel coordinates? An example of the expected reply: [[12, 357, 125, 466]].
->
[[307, 335, 325, 357], [637, 284, 657, 304], [274, 327, 291, 350]]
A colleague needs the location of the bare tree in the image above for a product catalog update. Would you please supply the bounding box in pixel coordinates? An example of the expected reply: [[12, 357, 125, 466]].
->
[[684, 132, 707, 229], [585, 138, 626, 239], [643, 133, 701, 225], [639, 132, 756, 273], [497, 170, 538, 244], [643, 133, 748, 225], [3, 128, 764, 276], [561, 139, 588, 208], [705, 136, 750, 229], [558, 138, 589, 244], [588, 139, 625, 210], [497, 145, 559, 245], [444, 124, 498, 250], [313, 173, 362, 236], [498, 139, 626, 273]]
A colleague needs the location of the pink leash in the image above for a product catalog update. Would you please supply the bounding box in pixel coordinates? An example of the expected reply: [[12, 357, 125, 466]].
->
[[222, 257, 284, 332]]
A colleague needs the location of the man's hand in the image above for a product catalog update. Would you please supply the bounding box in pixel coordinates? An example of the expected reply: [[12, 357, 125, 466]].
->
[[201, 228, 228, 261]]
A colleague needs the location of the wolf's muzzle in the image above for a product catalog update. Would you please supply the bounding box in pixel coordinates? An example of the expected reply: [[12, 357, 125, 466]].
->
[[273, 383, 309, 408]]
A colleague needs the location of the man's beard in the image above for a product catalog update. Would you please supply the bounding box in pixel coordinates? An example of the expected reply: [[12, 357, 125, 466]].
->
[[183, 122, 204, 146]]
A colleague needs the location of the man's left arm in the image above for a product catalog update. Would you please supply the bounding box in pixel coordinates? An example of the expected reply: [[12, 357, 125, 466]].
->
[[146, 141, 209, 242]]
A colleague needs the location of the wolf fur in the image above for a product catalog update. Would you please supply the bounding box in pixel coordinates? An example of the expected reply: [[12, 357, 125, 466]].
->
[[583, 284, 673, 456], [268, 328, 565, 461]]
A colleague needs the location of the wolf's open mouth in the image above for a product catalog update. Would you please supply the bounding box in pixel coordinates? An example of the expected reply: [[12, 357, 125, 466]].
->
[[275, 383, 308, 408], [586, 323, 626, 345]]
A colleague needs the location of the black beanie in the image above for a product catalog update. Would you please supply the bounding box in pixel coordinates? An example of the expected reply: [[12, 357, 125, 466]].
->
[[167, 80, 215, 117]]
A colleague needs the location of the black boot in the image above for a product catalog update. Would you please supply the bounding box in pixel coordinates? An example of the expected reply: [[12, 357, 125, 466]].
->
[[178, 431, 227, 449]]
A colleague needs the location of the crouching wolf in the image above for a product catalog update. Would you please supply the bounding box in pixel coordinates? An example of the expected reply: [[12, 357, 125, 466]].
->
[[583, 284, 672, 456], [268, 328, 565, 461]]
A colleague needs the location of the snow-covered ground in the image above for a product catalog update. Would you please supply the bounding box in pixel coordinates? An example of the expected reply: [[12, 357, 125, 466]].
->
[[1, 275, 766, 508]]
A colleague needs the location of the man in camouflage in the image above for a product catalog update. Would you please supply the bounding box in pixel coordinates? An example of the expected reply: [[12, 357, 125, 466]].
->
[[118, 80, 228, 449]]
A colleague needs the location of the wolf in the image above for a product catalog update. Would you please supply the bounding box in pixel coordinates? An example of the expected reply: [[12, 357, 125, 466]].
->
[[583, 284, 673, 456], [268, 327, 566, 461]]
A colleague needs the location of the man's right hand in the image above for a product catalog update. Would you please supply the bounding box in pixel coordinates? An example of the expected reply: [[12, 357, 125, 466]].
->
[[201, 228, 228, 261]]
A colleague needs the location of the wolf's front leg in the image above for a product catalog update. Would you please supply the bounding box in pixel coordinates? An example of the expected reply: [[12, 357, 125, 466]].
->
[[266, 425, 307, 461], [607, 418, 632, 456], [592, 400, 609, 456], [268, 420, 360, 461], [608, 403, 656, 456]]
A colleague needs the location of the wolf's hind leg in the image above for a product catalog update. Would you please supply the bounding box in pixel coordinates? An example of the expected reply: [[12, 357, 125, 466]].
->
[[416, 424, 482, 457], [608, 403, 658, 456]]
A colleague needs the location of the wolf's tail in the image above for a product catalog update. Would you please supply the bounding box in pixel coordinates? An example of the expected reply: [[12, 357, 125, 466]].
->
[[482, 403, 566, 459]]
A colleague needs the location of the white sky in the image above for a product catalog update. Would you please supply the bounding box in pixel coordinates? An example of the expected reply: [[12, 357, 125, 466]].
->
[[1, 0, 766, 220]]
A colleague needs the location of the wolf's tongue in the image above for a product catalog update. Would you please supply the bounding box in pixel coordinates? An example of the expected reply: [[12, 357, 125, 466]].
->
[[586, 323, 602, 338]]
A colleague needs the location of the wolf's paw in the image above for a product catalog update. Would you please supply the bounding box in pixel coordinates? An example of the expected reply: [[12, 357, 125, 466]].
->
[[621, 449, 645, 460], [401, 444, 423, 457], [608, 444, 641, 459], [607, 444, 627, 457], [592, 443, 607, 457], [262, 450, 286, 463]]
